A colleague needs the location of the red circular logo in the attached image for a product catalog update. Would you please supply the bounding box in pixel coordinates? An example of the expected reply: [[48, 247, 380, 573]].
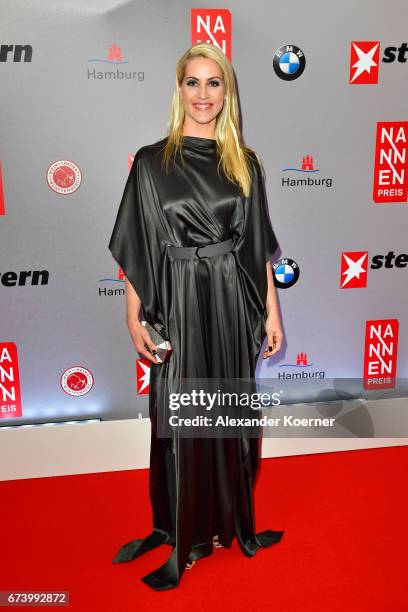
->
[[47, 160, 82, 194], [60, 366, 93, 396]]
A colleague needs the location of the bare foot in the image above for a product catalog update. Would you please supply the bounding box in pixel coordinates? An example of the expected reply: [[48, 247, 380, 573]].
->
[[213, 535, 223, 548], [186, 536, 222, 568], [186, 559, 196, 569]]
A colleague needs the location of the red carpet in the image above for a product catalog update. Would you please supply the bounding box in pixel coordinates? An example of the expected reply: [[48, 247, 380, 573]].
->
[[1, 445, 407, 611]]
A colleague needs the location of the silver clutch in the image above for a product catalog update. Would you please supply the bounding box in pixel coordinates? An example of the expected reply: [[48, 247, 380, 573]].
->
[[141, 320, 173, 364]]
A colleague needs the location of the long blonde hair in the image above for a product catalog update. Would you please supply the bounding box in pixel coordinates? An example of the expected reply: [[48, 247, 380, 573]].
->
[[160, 43, 255, 197]]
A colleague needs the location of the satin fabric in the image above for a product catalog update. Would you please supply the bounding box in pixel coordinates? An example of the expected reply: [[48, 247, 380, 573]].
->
[[108, 135, 284, 590]]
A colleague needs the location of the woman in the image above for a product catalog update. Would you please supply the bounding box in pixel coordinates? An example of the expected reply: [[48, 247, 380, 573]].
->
[[108, 42, 284, 591]]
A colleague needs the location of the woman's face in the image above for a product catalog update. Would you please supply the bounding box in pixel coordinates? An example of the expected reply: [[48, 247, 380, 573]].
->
[[179, 56, 226, 131]]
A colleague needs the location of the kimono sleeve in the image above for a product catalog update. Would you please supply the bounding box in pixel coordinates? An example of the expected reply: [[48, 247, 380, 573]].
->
[[252, 152, 279, 262], [108, 149, 164, 325], [233, 151, 280, 353]]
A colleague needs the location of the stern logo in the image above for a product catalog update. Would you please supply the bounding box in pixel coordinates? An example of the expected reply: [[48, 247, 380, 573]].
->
[[137, 358, 151, 394], [349, 41, 380, 84], [350, 41, 408, 84], [340, 252, 368, 288], [0, 44, 32, 62]]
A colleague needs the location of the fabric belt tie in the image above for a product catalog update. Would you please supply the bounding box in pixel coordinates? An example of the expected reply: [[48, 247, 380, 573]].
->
[[167, 237, 234, 259]]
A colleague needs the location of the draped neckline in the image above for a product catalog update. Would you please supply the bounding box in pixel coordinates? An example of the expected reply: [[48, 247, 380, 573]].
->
[[180, 135, 217, 152]]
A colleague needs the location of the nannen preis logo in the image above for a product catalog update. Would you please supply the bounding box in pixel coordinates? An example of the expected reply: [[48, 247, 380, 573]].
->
[[373, 121, 408, 203], [0, 342, 22, 418], [191, 9, 232, 60], [363, 319, 399, 390]]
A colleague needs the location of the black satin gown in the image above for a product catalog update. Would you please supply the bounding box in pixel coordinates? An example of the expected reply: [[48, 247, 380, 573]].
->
[[108, 135, 284, 590]]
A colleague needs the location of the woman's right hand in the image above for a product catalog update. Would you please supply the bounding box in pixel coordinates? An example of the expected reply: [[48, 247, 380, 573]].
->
[[128, 320, 162, 364], [124, 279, 162, 364]]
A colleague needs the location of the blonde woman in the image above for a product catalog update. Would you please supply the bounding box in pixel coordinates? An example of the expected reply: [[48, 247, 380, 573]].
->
[[109, 42, 284, 591]]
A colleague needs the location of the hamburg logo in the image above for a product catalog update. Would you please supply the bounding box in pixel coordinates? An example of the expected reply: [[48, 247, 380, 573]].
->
[[47, 160, 82, 194], [340, 251, 368, 288], [88, 43, 129, 65], [191, 9, 232, 60], [276, 351, 326, 380], [283, 154, 318, 173], [281, 155, 333, 188], [273, 45, 306, 81], [86, 44, 144, 80], [99, 266, 126, 295], [373, 121, 408, 203], [137, 358, 151, 394], [349, 41, 380, 84], [273, 258, 300, 288], [278, 351, 313, 368], [61, 366, 93, 396]]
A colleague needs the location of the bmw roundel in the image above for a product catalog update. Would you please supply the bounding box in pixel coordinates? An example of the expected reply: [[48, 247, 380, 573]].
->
[[273, 258, 300, 288], [273, 45, 306, 81]]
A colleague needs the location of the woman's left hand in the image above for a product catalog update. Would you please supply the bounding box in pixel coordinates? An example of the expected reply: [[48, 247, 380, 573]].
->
[[262, 314, 283, 359]]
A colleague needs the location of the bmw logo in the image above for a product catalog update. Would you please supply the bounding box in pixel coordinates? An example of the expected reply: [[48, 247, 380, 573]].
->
[[273, 45, 306, 81], [273, 258, 300, 288]]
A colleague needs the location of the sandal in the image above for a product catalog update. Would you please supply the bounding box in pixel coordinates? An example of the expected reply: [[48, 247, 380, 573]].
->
[[186, 535, 222, 568]]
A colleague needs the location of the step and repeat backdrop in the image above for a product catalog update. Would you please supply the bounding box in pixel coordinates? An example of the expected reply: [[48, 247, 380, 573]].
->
[[1, 1, 407, 427]]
